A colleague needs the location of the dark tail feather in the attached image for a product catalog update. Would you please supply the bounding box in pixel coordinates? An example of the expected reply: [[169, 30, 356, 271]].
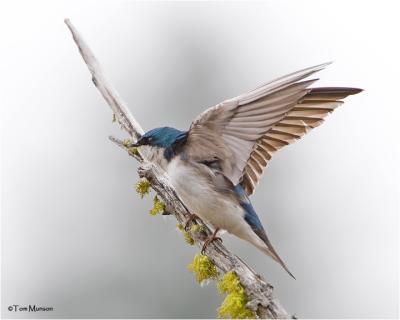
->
[[257, 230, 296, 279]]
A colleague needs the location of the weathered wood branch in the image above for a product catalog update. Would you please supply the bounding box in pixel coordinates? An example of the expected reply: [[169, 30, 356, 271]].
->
[[65, 18, 293, 319]]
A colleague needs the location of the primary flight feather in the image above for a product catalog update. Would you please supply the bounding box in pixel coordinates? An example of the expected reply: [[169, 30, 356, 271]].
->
[[131, 63, 362, 278]]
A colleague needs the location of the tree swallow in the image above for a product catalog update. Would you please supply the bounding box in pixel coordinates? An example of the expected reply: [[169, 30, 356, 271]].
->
[[131, 63, 362, 278]]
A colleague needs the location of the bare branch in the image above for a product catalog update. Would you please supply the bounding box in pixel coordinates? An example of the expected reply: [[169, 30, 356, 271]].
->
[[66, 19, 293, 319], [65, 18, 144, 141]]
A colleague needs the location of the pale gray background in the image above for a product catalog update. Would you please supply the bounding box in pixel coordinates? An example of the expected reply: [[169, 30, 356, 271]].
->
[[1, 0, 399, 318]]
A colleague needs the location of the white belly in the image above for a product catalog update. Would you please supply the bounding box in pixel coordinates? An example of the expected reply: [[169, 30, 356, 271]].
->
[[166, 157, 245, 233], [140, 147, 265, 249]]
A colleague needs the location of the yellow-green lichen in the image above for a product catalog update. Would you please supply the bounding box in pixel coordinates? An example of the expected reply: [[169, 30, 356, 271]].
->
[[188, 254, 219, 284], [190, 224, 206, 234], [127, 147, 139, 157], [122, 139, 139, 157], [122, 138, 132, 147], [149, 195, 165, 216], [217, 271, 255, 319], [135, 178, 151, 198], [177, 224, 195, 245]]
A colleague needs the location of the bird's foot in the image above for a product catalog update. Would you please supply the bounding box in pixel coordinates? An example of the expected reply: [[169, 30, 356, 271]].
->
[[201, 228, 222, 254], [184, 213, 199, 231]]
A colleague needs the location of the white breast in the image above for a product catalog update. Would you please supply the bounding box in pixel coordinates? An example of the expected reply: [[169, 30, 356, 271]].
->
[[166, 157, 245, 233], [142, 148, 269, 253]]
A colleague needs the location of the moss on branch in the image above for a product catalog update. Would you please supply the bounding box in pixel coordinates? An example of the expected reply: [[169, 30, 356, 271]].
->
[[177, 224, 195, 245], [135, 178, 151, 198], [188, 253, 219, 284], [217, 271, 255, 319], [149, 195, 165, 216]]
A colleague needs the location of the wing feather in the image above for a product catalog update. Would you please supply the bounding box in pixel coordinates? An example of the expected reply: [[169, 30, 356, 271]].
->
[[241, 87, 362, 194], [185, 63, 362, 194]]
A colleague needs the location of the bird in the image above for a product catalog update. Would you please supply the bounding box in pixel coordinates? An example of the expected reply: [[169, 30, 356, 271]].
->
[[130, 62, 362, 278]]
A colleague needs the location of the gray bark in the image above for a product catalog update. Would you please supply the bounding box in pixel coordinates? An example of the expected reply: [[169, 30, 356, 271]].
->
[[65, 19, 293, 319]]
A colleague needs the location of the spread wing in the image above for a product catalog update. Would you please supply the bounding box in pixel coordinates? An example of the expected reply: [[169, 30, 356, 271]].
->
[[185, 63, 362, 195]]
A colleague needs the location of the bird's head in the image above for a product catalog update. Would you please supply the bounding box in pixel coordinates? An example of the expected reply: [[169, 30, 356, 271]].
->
[[130, 127, 187, 149]]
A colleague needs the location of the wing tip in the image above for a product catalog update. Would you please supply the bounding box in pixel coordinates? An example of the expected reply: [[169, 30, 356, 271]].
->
[[307, 61, 333, 73], [309, 87, 363, 95], [316, 61, 333, 69], [349, 87, 364, 95]]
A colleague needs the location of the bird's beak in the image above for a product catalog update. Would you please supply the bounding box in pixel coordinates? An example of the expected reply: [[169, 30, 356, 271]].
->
[[129, 136, 144, 148], [129, 141, 141, 148]]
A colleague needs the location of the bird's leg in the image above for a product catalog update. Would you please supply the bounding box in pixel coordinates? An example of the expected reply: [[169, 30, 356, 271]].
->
[[201, 228, 222, 254], [184, 213, 199, 231]]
